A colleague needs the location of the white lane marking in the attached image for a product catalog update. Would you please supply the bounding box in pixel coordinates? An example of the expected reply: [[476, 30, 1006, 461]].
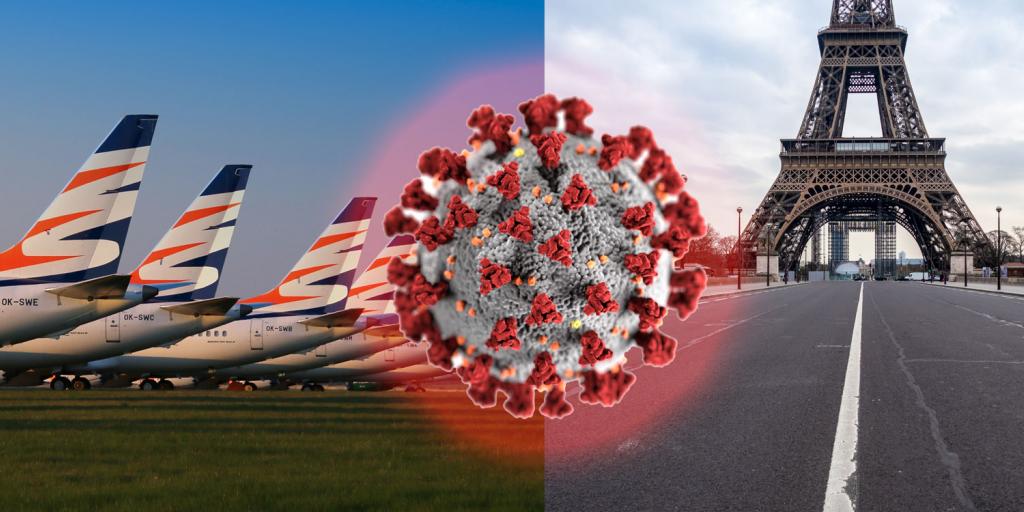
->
[[823, 282, 863, 512]]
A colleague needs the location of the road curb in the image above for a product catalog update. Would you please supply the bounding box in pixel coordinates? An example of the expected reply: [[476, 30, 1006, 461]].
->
[[921, 281, 1024, 299], [700, 281, 810, 301]]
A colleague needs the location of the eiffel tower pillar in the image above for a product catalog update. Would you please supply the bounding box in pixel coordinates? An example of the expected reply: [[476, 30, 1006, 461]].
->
[[756, 252, 779, 279], [740, 0, 991, 273], [950, 251, 974, 280]]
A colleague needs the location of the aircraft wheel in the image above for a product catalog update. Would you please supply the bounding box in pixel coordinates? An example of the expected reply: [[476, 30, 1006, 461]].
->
[[139, 379, 158, 391], [313, 384, 325, 392], [71, 377, 91, 391], [243, 382, 257, 392], [50, 376, 72, 391], [300, 383, 314, 391], [158, 379, 174, 391]]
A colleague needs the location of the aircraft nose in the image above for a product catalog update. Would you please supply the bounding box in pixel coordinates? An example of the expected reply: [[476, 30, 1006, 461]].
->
[[141, 285, 159, 301]]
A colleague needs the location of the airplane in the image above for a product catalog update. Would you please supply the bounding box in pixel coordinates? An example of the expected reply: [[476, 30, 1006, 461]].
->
[[287, 338, 428, 391], [69, 197, 379, 390], [0, 165, 253, 390], [213, 235, 417, 389], [0, 115, 160, 346], [345, 364, 451, 392]]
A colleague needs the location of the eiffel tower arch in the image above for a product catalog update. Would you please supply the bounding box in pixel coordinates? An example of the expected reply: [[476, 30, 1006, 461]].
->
[[741, 0, 990, 278]]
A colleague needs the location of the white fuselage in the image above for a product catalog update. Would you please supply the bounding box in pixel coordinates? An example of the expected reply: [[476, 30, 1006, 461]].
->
[[356, 363, 449, 385], [0, 301, 246, 377], [218, 331, 408, 380], [0, 282, 151, 346], [285, 340, 427, 383], [70, 314, 362, 379]]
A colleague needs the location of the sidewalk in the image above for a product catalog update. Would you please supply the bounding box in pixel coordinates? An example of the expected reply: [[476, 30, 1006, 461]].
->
[[702, 279, 805, 298], [923, 279, 1024, 298]]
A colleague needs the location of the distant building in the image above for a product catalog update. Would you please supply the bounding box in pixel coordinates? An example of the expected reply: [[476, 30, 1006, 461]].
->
[[835, 262, 860, 276], [1007, 262, 1024, 278]]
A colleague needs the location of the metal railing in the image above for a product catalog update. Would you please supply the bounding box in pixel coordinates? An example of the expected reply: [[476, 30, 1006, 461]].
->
[[818, 24, 908, 34], [781, 138, 945, 155]]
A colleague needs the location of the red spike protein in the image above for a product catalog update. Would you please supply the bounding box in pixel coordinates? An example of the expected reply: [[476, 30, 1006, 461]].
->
[[384, 94, 708, 419]]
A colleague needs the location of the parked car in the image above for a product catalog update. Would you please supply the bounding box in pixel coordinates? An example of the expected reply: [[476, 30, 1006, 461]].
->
[[676, 262, 716, 277]]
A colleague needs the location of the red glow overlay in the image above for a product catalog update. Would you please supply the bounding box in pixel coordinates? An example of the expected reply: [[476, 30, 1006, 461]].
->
[[411, 392, 544, 470], [545, 294, 752, 467], [337, 59, 545, 466]]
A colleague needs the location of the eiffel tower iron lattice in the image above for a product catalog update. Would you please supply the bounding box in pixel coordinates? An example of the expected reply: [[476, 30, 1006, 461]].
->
[[740, 0, 990, 278]]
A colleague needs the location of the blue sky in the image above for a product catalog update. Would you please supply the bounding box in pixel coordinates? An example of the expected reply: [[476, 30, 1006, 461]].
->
[[0, 1, 543, 296], [547, 0, 1024, 261]]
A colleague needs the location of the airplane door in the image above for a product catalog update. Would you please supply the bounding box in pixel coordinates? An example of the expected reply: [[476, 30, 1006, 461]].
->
[[105, 315, 120, 343], [250, 320, 264, 350], [315, 344, 327, 358], [385, 349, 395, 362]]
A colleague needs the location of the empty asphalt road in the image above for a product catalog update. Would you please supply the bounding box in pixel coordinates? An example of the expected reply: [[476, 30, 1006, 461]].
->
[[545, 281, 1024, 511]]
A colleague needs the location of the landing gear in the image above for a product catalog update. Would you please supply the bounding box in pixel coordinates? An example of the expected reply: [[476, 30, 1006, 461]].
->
[[404, 384, 426, 393], [71, 377, 91, 391], [139, 379, 158, 391], [243, 381, 257, 392], [49, 376, 72, 390], [301, 383, 324, 392], [158, 379, 175, 391]]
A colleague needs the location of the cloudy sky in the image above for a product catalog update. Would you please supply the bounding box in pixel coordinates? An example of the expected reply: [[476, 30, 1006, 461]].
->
[[0, 1, 542, 296], [546, 0, 1024, 260]]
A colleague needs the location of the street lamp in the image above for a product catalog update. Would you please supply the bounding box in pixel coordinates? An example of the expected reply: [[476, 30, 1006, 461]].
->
[[766, 226, 773, 288], [961, 221, 969, 288], [997, 206, 1003, 290], [737, 207, 743, 290]]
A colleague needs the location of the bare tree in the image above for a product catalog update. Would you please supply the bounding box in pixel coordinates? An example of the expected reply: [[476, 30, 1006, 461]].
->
[[983, 230, 1016, 268], [1014, 226, 1024, 262]]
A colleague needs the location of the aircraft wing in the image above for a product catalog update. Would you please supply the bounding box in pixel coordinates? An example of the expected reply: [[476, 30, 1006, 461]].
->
[[363, 324, 405, 339], [299, 308, 364, 328], [45, 275, 131, 300], [161, 297, 241, 317]]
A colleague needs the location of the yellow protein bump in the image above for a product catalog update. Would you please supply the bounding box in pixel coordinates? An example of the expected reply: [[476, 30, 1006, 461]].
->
[[513, 147, 525, 158]]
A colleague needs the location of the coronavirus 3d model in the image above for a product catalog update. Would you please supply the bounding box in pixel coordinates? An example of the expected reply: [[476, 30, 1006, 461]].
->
[[384, 94, 707, 419]]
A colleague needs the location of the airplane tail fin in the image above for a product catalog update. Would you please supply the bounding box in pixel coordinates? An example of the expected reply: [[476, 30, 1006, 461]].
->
[[242, 197, 377, 317], [131, 165, 251, 302], [0, 115, 157, 284], [345, 235, 417, 316]]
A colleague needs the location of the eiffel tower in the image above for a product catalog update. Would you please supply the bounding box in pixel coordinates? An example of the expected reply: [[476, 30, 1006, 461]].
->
[[741, 0, 989, 278]]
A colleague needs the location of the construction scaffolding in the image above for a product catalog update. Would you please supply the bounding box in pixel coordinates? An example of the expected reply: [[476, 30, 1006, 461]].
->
[[827, 218, 897, 277]]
